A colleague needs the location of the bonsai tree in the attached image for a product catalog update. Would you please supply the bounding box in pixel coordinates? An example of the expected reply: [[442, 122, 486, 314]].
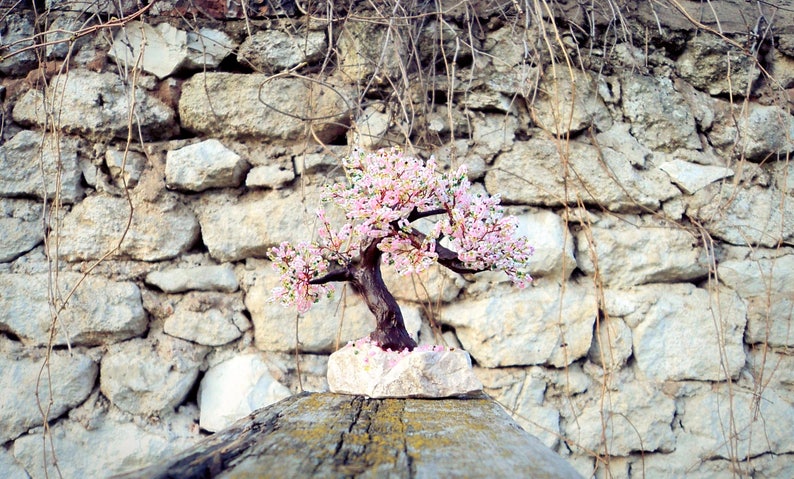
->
[[268, 147, 534, 352]]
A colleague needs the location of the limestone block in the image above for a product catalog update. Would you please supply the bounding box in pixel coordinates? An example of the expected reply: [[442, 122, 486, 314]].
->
[[469, 113, 518, 157], [327, 337, 483, 398], [105, 149, 147, 189], [185, 27, 236, 69], [735, 105, 794, 161], [166, 139, 248, 191], [531, 66, 612, 136], [179, 73, 350, 142], [12, 69, 177, 141], [659, 158, 734, 194], [337, 20, 404, 82], [100, 336, 207, 416], [575, 214, 709, 287], [198, 353, 292, 432], [245, 164, 295, 189], [0, 350, 97, 443], [45, 0, 141, 15], [0, 12, 36, 75], [0, 130, 83, 203], [0, 199, 43, 263], [587, 317, 632, 370], [108, 21, 188, 79], [0, 448, 27, 479], [237, 30, 326, 72], [146, 264, 239, 293], [438, 281, 597, 368], [486, 139, 679, 212], [621, 74, 701, 151], [164, 292, 250, 346], [677, 35, 760, 96], [0, 273, 146, 347], [595, 122, 651, 167], [517, 210, 576, 280], [54, 194, 200, 262], [348, 106, 391, 148], [381, 263, 463, 304], [620, 283, 746, 381], [747, 347, 794, 388], [718, 254, 794, 347]]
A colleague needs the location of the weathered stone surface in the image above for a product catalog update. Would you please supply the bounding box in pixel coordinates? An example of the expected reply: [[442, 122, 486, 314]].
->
[[659, 158, 734, 194], [677, 34, 760, 96], [0, 199, 43, 263], [105, 148, 147, 189], [0, 12, 36, 75], [348, 106, 392, 148], [614, 283, 746, 381], [108, 21, 188, 79], [735, 105, 794, 161], [0, 448, 27, 479], [531, 66, 611, 136], [197, 353, 292, 432], [45, 0, 141, 15], [54, 194, 200, 262], [237, 30, 326, 72], [164, 292, 250, 346], [113, 393, 583, 479], [179, 73, 350, 142], [12, 69, 177, 140], [381, 263, 463, 304], [487, 139, 679, 212], [12, 395, 201, 479], [100, 336, 207, 416], [146, 264, 238, 293], [469, 113, 518, 157], [563, 381, 675, 456], [165, 139, 248, 191], [185, 27, 236, 69], [327, 337, 483, 398], [621, 74, 701, 151], [245, 164, 295, 189], [337, 20, 404, 82], [748, 347, 794, 388], [587, 316, 632, 371], [0, 350, 97, 443], [0, 273, 146, 347], [0, 130, 83, 203], [438, 281, 597, 368], [718, 254, 794, 347], [518, 210, 576, 280], [575, 214, 709, 287]]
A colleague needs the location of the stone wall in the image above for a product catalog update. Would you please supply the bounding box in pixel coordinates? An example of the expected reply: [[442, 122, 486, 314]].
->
[[1, 1, 793, 477]]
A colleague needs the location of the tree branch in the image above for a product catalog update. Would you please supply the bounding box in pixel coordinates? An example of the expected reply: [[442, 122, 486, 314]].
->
[[310, 267, 353, 285]]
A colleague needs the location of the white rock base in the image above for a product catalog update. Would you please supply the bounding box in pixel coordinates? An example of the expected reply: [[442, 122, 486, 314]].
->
[[327, 337, 483, 398]]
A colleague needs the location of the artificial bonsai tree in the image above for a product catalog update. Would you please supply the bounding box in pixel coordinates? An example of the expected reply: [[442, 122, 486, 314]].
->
[[268, 147, 534, 352]]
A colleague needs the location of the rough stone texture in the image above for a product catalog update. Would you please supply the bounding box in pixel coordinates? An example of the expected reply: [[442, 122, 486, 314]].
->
[[614, 283, 747, 381], [100, 336, 207, 416], [381, 264, 463, 304], [438, 281, 597, 368], [165, 139, 248, 191], [54, 194, 200, 262], [0, 199, 43, 263], [108, 21, 188, 79], [487, 138, 679, 211], [574, 214, 709, 287], [12, 69, 177, 141], [327, 338, 483, 398], [237, 30, 326, 72], [105, 149, 147, 189], [0, 12, 36, 75], [658, 158, 734, 194], [0, 350, 97, 443], [337, 20, 404, 83], [0, 448, 28, 479], [587, 317, 632, 371], [531, 66, 611, 136], [185, 27, 236, 69], [245, 164, 295, 189], [145, 264, 239, 293], [676, 34, 760, 96], [0, 130, 83, 203], [163, 292, 250, 346], [517, 210, 576, 280], [0, 273, 146, 347], [179, 73, 350, 142], [718, 254, 794, 347], [735, 105, 794, 161], [197, 353, 292, 432]]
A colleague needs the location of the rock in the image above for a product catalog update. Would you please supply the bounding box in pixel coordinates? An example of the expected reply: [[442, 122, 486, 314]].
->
[[0, 448, 27, 479], [768, 48, 794, 88], [595, 122, 651, 167], [486, 139, 679, 212], [179, 73, 350, 143], [348, 106, 392, 148], [0, 130, 83, 203], [12, 69, 177, 140], [718, 254, 794, 347], [100, 336, 207, 416], [381, 263, 463, 304], [486, 25, 532, 73], [105, 148, 147, 189], [616, 283, 746, 381], [45, 0, 141, 15], [658, 158, 734, 194], [748, 347, 794, 388], [0, 12, 36, 75], [237, 30, 326, 72], [12, 396, 201, 479], [469, 113, 518, 157], [621, 74, 701, 151], [587, 317, 632, 370], [197, 353, 292, 432], [562, 381, 675, 456], [735, 105, 794, 161], [54, 194, 200, 262], [517, 210, 576, 280], [327, 337, 483, 398], [337, 20, 404, 83], [146, 264, 239, 293], [245, 164, 295, 189], [574, 214, 709, 287], [677, 35, 760, 96], [165, 139, 249, 191], [0, 199, 43, 263], [164, 292, 250, 346], [185, 27, 236, 69], [0, 350, 97, 443], [43, 12, 92, 59], [438, 281, 597, 368], [531, 66, 611, 136], [0, 273, 146, 347], [108, 21, 188, 79]]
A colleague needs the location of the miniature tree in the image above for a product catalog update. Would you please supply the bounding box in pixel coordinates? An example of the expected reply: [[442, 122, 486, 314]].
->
[[268, 147, 534, 352]]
